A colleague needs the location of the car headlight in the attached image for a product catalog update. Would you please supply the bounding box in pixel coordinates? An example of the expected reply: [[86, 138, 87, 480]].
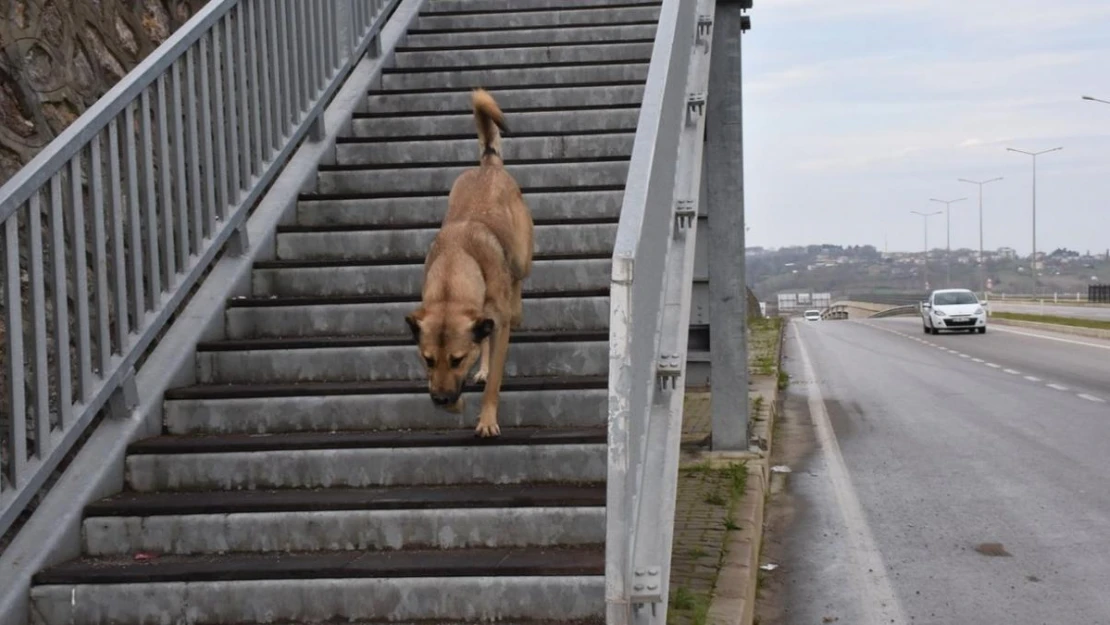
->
[[974, 307, 984, 315], [933, 310, 946, 317]]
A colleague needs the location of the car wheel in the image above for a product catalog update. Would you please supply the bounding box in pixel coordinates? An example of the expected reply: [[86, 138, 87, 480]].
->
[[923, 324, 930, 334], [978, 327, 987, 334]]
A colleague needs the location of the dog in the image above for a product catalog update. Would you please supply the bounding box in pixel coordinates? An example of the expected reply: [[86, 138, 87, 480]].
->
[[405, 88, 534, 438]]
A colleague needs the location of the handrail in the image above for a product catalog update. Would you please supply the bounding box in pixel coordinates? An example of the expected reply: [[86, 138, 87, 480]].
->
[[0, 0, 400, 539]]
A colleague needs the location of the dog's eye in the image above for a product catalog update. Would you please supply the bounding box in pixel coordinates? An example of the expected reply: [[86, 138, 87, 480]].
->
[[424, 356, 435, 367], [449, 355, 464, 368]]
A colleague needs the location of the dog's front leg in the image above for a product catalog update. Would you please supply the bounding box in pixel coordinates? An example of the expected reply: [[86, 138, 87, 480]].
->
[[475, 318, 511, 437], [472, 338, 490, 384]]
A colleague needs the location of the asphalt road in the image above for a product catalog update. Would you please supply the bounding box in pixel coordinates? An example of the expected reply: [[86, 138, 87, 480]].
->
[[764, 317, 1110, 625], [989, 300, 1110, 321]]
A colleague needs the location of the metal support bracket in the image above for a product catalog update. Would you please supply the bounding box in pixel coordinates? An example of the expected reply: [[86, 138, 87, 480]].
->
[[674, 199, 696, 234], [308, 114, 326, 142], [686, 93, 706, 127], [656, 354, 682, 391], [630, 566, 664, 604], [697, 14, 713, 38], [226, 224, 250, 257], [107, 367, 138, 419]]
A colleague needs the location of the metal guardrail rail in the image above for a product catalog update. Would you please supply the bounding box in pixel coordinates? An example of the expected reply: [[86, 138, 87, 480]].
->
[[0, 0, 398, 539]]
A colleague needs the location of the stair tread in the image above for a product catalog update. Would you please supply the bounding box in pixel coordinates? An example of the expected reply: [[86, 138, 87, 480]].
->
[[396, 39, 654, 52], [165, 375, 608, 400], [252, 253, 608, 270], [353, 104, 640, 119], [420, 2, 660, 16], [33, 545, 605, 585], [316, 156, 628, 172], [373, 80, 644, 97], [407, 21, 657, 35], [196, 330, 608, 352], [380, 59, 648, 75], [86, 483, 606, 516], [127, 427, 608, 455], [226, 289, 608, 308], [276, 216, 618, 233]]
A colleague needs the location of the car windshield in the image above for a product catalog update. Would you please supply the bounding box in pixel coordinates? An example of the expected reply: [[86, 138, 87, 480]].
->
[[934, 292, 978, 306]]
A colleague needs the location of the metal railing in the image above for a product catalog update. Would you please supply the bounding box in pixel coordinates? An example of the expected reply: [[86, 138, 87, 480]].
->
[[0, 0, 398, 539], [606, 0, 715, 622]]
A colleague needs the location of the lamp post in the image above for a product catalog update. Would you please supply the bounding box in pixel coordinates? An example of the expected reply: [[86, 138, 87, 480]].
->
[[911, 210, 941, 291], [1082, 95, 1110, 105], [958, 177, 1003, 296], [1006, 146, 1063, 291], [928, 197, 967, 287]]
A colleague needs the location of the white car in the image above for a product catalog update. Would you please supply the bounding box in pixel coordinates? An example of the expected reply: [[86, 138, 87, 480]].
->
[[803, 309, 822, 321], [921, 289, 987, 334]]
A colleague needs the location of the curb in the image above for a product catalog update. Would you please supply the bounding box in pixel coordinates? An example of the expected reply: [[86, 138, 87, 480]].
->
[[989, 316, 1110, 340]]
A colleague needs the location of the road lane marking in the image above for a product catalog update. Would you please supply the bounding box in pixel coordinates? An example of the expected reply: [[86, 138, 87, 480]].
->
[[1024, 376, 1041, 382], [990, 325, 1110, 351], [972, 357, 984, 363], [1078, 394, 1106, 403], [1047, 383, 1069, 391], [1003, 369, 1021, 375], [986, 363, 1001, 369], [794, 326, 910, 625], [959, 354, 970, 358]]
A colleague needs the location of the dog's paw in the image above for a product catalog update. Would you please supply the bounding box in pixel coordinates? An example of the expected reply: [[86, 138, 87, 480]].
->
[[472, 367, 488, 384], [475, 419, 501, 438]]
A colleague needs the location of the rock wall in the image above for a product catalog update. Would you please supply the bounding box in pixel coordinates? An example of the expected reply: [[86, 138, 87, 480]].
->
[[0, 0, 210, 185]]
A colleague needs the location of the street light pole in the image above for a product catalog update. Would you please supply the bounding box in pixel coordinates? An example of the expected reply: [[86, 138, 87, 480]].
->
[[928, 197, 967, 287], [911, 210, 941, 291], [1007, 146, 1063, 292], [1082, 95, 1110, 105], [958, 177, 1003, 296]]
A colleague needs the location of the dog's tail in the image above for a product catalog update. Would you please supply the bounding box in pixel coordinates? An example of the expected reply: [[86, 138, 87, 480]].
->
[[472, 88, 507, 165]]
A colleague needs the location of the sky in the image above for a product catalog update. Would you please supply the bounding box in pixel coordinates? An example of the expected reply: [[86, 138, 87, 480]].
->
[[741, 0, 1110, 255]]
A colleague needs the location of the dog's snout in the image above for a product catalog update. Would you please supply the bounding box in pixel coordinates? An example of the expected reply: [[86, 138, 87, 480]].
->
[[431, 392, 455, 406]]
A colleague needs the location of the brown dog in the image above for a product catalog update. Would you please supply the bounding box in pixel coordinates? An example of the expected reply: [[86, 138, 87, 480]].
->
[[405, 89, 534, 437]]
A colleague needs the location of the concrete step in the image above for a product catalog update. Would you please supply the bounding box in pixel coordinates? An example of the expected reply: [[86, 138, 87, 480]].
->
[[31, 552, 603, 624], [402, 23, 656, 50], [124, 427, 608, 491], [337, 130, 635, 165], [317, 159, 628, 195], [350, 108, 639, 138], [275, 222, 617, 261], [413, 5, 661, 31], [225, 292, 609, 339], [194, 335, 609, 385], [296, 189, 624, 227], [83, 484, 605, 556], [251, 257, 611, 298], [393, 41, 653, 68], [422, 0, 659, 14], [380, 61, 648, 91], [366, 83, 644, 114], [163, 381, 607, 435]]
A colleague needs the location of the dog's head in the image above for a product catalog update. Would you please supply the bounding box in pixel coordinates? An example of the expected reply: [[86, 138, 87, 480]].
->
[[405, 305, 494, 408]]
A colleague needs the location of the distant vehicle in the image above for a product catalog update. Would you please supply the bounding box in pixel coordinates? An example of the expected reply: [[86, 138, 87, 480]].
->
[[803, 309, 822, 321], [921, 288, 987, 334]]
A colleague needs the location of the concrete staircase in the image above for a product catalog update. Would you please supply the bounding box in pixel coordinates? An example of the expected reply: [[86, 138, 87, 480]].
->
[[25, 1, 660, 623]]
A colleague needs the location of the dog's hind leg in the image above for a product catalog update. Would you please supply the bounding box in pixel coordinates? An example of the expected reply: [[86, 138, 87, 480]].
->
[[510, 280, 523, 329], [475, 316, 511, 438]]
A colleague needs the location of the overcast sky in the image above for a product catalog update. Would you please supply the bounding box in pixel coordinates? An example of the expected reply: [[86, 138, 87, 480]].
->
[[741, 0, 1110, 255]]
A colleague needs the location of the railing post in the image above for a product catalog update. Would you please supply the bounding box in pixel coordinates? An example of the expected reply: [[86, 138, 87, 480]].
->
[[705, 0, 751, 451]]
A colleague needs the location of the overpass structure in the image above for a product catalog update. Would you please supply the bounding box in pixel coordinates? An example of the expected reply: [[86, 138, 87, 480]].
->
[[0, 2, 753, 625]]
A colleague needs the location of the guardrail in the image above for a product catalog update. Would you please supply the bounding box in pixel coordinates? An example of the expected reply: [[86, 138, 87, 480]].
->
[[606, 0, 713, 622], [0, 0, 398, 540]]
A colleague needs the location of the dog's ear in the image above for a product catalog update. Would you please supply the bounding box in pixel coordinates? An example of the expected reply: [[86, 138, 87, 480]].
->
[[472, 317, 495, 342], [405, 310, 425, 342]]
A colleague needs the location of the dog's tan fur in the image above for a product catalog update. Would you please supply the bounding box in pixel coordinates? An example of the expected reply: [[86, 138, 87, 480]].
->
[[405, 89, 534, 437]]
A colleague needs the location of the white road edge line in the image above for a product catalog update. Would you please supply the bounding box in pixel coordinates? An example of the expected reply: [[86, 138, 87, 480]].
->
[[1078, 394, 1106, 403], [990, 325, 1110, 351], [793, 324, 910, 625]]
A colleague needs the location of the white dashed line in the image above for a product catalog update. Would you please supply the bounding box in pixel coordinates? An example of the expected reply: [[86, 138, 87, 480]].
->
[[1047, 383, 1069, 391], [971, 358, 984, 363], [959, 354, 970, 359], [1078, 394, 1106, 403], [986, 363, 1001, 369], [1024, 376, 1041, 382], [1003, 369, 1021, 375]]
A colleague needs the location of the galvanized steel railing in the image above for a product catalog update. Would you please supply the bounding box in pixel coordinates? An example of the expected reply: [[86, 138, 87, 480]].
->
[[606, 0, 717, 622], [0, 0, 398, 538]]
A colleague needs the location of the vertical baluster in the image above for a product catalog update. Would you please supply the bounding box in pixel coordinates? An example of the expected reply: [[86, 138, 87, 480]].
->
[[156, 75, 176, 285], [199, 36, 218, 240], [307, 1, 320, 97], [245, 0, 264, 168], [124, 104, 145, 329], [292, 2, 307, 116], [49, 175, 72, 428], [323, 0, 335, 77], [171, 62, 189, 270], [107, 119, 129, 347], [27, 194, 50, 456], [68, 159, 92, 400], [279, 1, 294, 128], [267, 0, 285, 145], [224, 15, 242, 205], [257, 0, 274, 157], [235, 7, 251, 190], [140, 90, 161, 308], [209, 31, 230, 230], [90, 134, 111, 375], [3, 215, 27, 484], [186, 48, 204, 253]]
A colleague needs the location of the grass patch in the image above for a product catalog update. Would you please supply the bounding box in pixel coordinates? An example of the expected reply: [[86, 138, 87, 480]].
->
[[748, 316, 783, 377], [992, 311, 1110, 331], [777, 369, 790, 390], [671, 586, 696, 610], [688, 547, 708, 559], [705, 491, 727, 506], [669, 586, 711, 625]]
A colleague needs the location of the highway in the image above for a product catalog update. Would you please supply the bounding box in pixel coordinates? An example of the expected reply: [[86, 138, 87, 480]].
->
[[989, 300, 1110, 321], [758, 316, 1110, 625]]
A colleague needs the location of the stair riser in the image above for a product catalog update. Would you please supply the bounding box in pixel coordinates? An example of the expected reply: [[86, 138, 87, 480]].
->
[[414, 6, 661, 30], [366, 84, 645, 113], [424, 0, 658, 11], [253, 259, 611, 298], [84, 507, 605, 556], [30, 577, 604, 625], [164, 388, 607, 435], [277, 224, 617, 261], [297, 190, 624, 227], [402, 24, 657, 49], [126, 444, 607, 491], [394, 42, 653, 68], [381, 64, 648, 91], [338, 133, 634, 166], [226, 296, 610, 339], [318, 161, 629, 195], [196, 341, 608, 385], [351, 109, 639, 138]]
